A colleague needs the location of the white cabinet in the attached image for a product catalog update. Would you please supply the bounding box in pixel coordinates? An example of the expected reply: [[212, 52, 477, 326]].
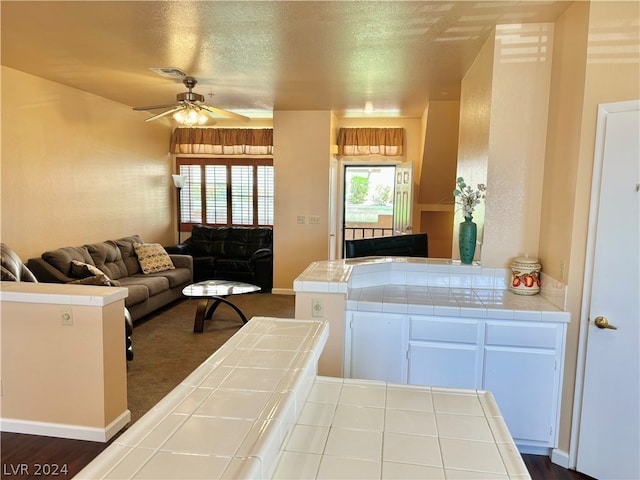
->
[[408, 317, 482, 389], [483, 321, 565, 449], [344, 310, 567, 452], [345, 311, 407, 383]]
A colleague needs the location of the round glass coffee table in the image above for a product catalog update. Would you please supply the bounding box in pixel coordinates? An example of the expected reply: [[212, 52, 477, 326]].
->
[[182, 280, 260, 333]]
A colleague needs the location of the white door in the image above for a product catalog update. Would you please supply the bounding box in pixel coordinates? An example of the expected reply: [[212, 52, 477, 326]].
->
[[393, 162, 413, 234], [576, 101, 640, 479]]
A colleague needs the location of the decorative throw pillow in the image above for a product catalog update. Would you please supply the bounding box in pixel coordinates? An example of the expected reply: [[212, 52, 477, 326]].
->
[[69, 260, 121, 286], [68, 273, 108, 285], [70, 260, 103, 278], [133, 242, 175, 274]]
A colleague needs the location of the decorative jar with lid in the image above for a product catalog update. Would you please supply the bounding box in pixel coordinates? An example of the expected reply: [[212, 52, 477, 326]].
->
[[509, 256, 541, 295]]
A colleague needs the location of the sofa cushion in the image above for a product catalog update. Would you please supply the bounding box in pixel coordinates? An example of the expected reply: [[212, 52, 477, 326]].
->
[[186, 225, 228, 256], [134, 242, 175, 274], [215, 258, 254, 275], [43, 246, 95, 275], [86, 241, 129, 280], [114, 281, 149, 307], [115, 235, 145, 275], [119, 274, 170, 297], [225, 227, 273, 259], [145, 268, 192, 288]]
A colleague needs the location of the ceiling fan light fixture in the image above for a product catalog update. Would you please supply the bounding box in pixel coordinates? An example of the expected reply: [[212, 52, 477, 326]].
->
[[173, 106, 208, 125]]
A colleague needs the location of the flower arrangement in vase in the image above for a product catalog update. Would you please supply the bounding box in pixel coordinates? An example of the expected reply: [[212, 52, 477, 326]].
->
[[453, 177, 486, 264]]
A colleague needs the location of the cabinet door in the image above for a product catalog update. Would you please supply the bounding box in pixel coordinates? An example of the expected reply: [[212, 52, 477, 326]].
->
[[483, 347, 557, 445], [483, 322, 563, 447], [408, 316, 481, 389], [348, 312, 407, 383], [408, 342, 478, 389]]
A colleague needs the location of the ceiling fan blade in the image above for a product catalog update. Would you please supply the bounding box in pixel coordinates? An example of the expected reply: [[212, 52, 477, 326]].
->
[[200, 104, 250, 122], [133, 103, 178, 111], [143, 106, 184, 122]]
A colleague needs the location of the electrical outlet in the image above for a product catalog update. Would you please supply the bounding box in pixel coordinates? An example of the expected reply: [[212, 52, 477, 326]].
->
[[61, 306, 73, 326], [311, 298, 324, 318], [297, 215, 306, 224], [309, 215, 320, 224]]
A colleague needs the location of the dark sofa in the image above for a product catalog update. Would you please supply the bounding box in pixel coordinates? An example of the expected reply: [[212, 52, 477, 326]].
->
[[166, 225, 273, 292], [345, 233, 429, 259], [26, 235, 193, 321]]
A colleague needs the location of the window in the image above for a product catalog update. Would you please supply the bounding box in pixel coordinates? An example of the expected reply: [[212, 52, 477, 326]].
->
[[176, 158, 274, 227]]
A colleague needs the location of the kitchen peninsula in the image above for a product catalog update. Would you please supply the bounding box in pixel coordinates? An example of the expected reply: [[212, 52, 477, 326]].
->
[[77, 316, 530, 479], [294, 257, 570, 455]]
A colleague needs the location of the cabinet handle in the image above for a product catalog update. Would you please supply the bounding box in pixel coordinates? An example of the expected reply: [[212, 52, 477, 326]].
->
[[594, 316, 618, 330]]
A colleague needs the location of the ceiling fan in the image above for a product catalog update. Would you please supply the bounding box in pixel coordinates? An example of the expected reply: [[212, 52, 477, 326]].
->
[[132, 75, 250, 124]]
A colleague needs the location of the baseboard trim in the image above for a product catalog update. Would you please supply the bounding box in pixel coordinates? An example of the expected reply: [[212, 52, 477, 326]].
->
[[517, 445, 551, 456], [271, 288, 295, 295], [551, 448, 570, 469], [0, 410, 131, 442]]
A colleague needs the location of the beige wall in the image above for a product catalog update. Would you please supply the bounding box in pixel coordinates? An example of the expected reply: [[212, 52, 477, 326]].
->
[[417, 100, 460, 257], [418, 101, 460, 206], [457, 23, 554, 267], [541, 0, 640, 454], [272, 111, 333, 292], [483, 23, 553, 267], [1, 67, 173, 261], [455, 32, 494, 261], [1, 293, 127, 432]]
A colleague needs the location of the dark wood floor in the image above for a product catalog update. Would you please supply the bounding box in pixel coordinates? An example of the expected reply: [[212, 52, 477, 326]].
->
[[1, 430, 595, 479]]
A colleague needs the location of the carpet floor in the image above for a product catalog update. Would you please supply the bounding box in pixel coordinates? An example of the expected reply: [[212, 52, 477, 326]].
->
[[126, 293, 295, 424]]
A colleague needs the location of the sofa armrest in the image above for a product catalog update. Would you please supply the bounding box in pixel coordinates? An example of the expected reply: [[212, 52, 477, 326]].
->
[[250, 248, 273, 262], [165, 244, 191, 255], [26, 258, 74, 283]]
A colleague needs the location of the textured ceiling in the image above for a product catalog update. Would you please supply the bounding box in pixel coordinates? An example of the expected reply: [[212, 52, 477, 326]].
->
[[1, 1, 573, 119]]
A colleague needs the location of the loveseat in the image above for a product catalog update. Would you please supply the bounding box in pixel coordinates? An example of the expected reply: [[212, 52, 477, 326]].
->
[[26, 235, 193, 322], [166, 225, 273, 292]]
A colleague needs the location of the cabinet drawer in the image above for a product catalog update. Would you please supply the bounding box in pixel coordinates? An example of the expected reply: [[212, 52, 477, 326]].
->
[[485, 322, 559, 349], [410, 317, 479, 344]]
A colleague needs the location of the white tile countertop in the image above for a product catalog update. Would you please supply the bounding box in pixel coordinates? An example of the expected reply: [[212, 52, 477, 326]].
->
[[275, 377, 530, 479], [294, 257, 569, 322], [76, 315, 530, 480], [76, 317, 329, 480], [0, 281, 128, 306]]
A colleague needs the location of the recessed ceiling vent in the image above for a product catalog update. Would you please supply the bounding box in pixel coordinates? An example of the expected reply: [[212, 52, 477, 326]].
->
[[149, 67, 187, 79]]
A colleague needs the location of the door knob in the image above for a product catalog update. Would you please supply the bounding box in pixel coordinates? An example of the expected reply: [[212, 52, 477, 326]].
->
[[594, 316, 618, 330]]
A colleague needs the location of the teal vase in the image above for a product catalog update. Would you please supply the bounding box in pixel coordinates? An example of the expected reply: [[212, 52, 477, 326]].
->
[[459, 216, 477, 264]]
